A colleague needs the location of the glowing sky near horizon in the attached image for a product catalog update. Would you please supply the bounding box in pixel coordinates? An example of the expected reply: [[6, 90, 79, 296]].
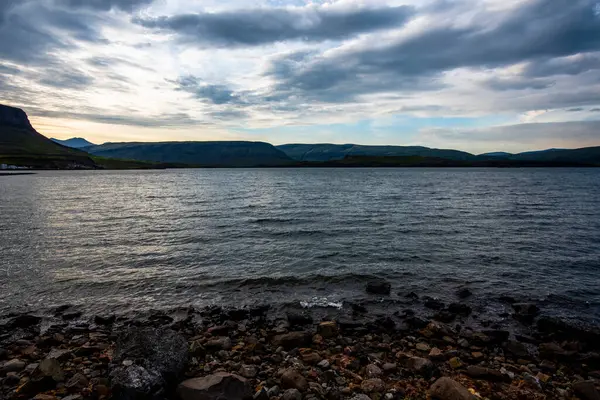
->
[[1, 0, 600, 153]]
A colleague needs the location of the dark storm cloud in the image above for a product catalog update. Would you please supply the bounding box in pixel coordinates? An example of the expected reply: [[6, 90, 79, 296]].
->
[[266, 0, 600, 102], [483, 77, 555, 91], [177, 76, 243, 105], [523, 54, 600, 77], [55, 0, 154, 12], [133, 5, 415, 46]]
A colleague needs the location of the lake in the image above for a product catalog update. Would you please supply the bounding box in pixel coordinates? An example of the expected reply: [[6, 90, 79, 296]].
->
[[1, 168, 599, 325]]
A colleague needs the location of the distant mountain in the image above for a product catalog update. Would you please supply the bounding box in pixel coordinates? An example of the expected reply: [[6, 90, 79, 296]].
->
[[84, 141, 294, 167], [0, 104, 96, 169], [479, 152, 513, 157], [51, 137, 96, 149], [277, 143, 476, 162], [510, 147, 600, 165]]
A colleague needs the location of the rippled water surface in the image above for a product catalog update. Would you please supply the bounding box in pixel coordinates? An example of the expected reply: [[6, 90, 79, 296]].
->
[[1, 168, 599, 322]]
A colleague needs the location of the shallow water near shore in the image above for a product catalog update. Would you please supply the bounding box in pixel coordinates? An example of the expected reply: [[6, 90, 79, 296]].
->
[[1, 168, 599, 325]]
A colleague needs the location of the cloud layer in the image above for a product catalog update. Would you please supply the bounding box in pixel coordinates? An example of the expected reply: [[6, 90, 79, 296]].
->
[[0, 0, 599, 151]]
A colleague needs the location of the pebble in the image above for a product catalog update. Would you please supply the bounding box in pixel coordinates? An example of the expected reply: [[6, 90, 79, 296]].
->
[[283, 388, 302, 400]]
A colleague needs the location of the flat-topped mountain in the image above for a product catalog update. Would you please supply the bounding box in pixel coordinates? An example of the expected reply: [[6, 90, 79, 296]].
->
[[0, 104, 96, 169], [84, 141, 293, 167], [277, 143, 475, 162]]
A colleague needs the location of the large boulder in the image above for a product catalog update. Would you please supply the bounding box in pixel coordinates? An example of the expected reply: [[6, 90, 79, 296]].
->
[[272, 332, 310, 350], [109, 327, 188, 400], [178, 372, 251, 400], [430, 377, 476, 400]]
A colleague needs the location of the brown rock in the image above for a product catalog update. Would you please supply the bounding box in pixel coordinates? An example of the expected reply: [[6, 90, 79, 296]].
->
[[430, 377, 476, 400], [37, 358, 64, 381], [572, 381, 600, 400], [360, 378, 386, 393], [273, 332, 310, 350], [66, 373, 89, 391], [32, 395, 59, 400], [281, 369, 308, 392], [318, 321, 339, 338], [465, 366, 509, 382], [178, 372, 251, 400]]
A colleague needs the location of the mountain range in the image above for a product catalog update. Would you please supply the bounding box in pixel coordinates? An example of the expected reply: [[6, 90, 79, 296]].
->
[[2, 104, 600, 169]]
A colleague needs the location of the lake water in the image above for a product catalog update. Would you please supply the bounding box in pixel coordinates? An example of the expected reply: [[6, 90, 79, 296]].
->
[[1, 168, 599, 325]]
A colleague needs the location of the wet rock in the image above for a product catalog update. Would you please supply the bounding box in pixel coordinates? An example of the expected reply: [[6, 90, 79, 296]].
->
[[572, 381, 600, 400], [301, 352, 322, 365], [281, 369, 308, 392], [110, 327, 188, 400], [206, 337, 233, 351], [318, 321, 339, 338], [287, 312, 313, 327], [239, 365, 258, 379], [0, 347, 7, 360], [46, 348, 71, 362], [94, 315, 116, 325], [318, 360, 330, 369], [33, 395, 60, 400], [429, 377, 475, 400], [361, 378, 386, 393], [1, 358, 26, 374], [416, 342, 431, 352], [405, 292, 419, 300], [423, 296, 445, 310], [465, 366, 509, 382], [66, 373, 89, 391], [481, 329, 510, 344], [178, 372, 251, 400], [457, 288, 472, 299], [382, 363, 397, 373], [10, 314, 42, 329], [512, 303, 540, 324], [283, 388, 302, 400], [366, 364, 383, 378], [504, 340, 530, 358], [273, 332, 310, 350], [403, 356, 433, 374], [447, 303, 472, 316], [351, 395, 371, 400], [38, 358, 64, 381], [366, 280, 391, 295], [539, 342, 573, 359], [267, 386, 281, 397]]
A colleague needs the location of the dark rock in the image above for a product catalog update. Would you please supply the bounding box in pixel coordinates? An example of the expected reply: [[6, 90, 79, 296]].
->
[[504, 340, 530, 359], [539, 342, 573, 360], [62, 312, 82, 321], [481, 329, 510, 344], [456, 288, 472, 299], [206, 337, 232, 351], [499, 295, 517, 304], [283, 389, 302, 400], [537, 317, 600, 349], [272, 332, 310, 350], [281, 369, 308, 391], [465, 366, 510, 382], [0, 347, 7, 360], [254, 388, 269, 400], [360, 378, 386, 393], [572, 381, 600, 400], [429, 377, 475, 400], [38, 358, 64, 381], [66, 373, 89, 391], [227, 309, 250, 321], [447, 303, 472, 316], [94, 315, 116, 325], [10, 314, 41, 329], [423, 296, 445, 310], [405, 292, 419, 300], [110, 327, 188, 400], [366, 279, 391, 295], [433, 311, 456, 323], [317, 321, 339, 338], [1, 359, 26, 374], [512, 303, 539, 323], [287, 312, 313, 327], [178, 372, 251, 400]]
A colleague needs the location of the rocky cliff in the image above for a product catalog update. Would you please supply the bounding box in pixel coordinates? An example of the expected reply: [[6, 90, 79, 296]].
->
[[0, 104, 34, 130]]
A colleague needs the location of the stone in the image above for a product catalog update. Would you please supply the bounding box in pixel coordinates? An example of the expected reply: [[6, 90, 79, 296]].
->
[[46, 349, 71, 362], [430, 377, 475, 400], [572, 381, 600, 400], [465, 366, 509, 382], [317, 360, 330, 369], [457, 288, 472, 299], [471, 352, 484, 360], [239, 365, 258, 378], [366, 364, 383, 377], [1, 359, 26, 374], [254, 388, 269, 400], [38, 358, 64, 381], [206, 337, 233, 351], [429, 348, 444, 360], [449, 357, 462, 369], [505, 340, 530, 358], [287, 312, 313, 327], [361, 378, 386, 393], [536, 372, 551, 383], [110, 327, 188, 400], [283, 388, 302, 400], [382, 363, 397, 373], [416, 342, 431, 352], [301, 352, 322, 365], [273, 332, 310, 350], [404, 356, 433, 373], [317, 321, 339, 338], [366, 279, 391, 295], [423, 296, 445, 310], [512, 303, 539, 323], [447, 303, 472, 316], [351, 395, 371, 400], [178, 372, 251, 400], [66, 373, 89, 391], [33, 395, 59, 400], [267, 386, 281, 397], [281, 369, 308, 392]]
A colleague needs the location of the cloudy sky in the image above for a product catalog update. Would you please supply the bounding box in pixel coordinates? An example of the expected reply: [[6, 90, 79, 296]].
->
[[1, 0, 600, 153]]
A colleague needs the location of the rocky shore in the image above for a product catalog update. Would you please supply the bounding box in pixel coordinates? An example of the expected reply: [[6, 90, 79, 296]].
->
[[2, 282, 600, 400]]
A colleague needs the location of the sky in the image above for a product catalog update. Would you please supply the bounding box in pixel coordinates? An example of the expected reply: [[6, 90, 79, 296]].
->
[[1, 0, 600, 154]]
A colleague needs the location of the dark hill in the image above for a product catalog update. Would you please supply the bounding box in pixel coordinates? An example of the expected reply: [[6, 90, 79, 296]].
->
[[51, 137, 96, 149], [0, 104, 96, 169], [84, 141, 293, 167], [277, 143, 475, 162]]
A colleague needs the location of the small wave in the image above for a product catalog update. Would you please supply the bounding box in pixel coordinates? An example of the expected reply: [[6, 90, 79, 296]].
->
[[300, 297, 343, 309]]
